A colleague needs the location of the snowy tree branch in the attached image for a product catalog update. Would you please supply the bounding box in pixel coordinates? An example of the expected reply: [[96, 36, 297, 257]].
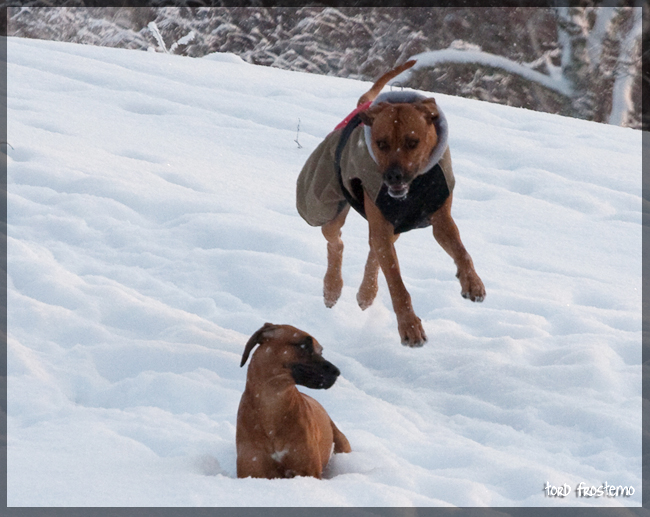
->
[[395, 47, 573, 97], [148, 21, 167, 53]]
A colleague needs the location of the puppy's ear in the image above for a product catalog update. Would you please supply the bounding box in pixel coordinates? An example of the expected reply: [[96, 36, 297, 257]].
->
[[359, 102, 389, 127], [414, 98, 439, 125], [240, 322, 277, 367]]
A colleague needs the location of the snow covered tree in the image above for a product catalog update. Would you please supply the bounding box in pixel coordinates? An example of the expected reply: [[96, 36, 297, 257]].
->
[[555, 4, 643, 126], [6, 5, 644, 128], [401, 5, 643, 127]]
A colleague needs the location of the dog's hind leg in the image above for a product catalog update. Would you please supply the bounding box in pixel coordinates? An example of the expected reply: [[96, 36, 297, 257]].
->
[[357, 233, 399, 310], [357, 249, 379, 310], [322, 206, 350, 308]]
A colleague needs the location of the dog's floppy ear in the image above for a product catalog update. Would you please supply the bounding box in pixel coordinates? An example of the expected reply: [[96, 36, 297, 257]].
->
[[359, 102, 389, 127], [240, 322, 278, 367], [414, 98, 439, 125]]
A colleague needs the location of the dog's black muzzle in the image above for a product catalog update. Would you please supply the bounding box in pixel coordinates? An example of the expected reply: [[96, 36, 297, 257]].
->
[[290, 358, 340, 389], [383, 164, 412, 199]]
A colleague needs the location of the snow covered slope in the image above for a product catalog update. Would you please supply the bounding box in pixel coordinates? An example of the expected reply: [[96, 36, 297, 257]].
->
[[6, 36, 642, 507]]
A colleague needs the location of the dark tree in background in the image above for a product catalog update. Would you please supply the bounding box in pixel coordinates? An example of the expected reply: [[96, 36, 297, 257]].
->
[[7, 5, 645, 129]]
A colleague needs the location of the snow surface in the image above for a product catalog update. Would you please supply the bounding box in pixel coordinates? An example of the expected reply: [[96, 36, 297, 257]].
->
[[5, 36, 642, 507]]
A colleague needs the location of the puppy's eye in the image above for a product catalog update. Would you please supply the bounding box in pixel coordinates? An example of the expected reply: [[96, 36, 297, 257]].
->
[[376, 140, 389, 152], [405, 138, 419, 150], [294, 336, 313, 353]]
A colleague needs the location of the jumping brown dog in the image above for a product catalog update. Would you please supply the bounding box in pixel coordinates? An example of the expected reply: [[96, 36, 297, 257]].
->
[[296, 61, 485, 347], [236, 323, 351, 479]]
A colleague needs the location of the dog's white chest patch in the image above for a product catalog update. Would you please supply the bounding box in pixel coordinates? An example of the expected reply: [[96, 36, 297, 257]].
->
[[271, 448, 289, 462]]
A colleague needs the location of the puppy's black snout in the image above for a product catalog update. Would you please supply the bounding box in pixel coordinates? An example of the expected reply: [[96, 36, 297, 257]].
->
[[323, 360, 340, 378], [317, 360, 341, 389], [290, 358, 341, 390]]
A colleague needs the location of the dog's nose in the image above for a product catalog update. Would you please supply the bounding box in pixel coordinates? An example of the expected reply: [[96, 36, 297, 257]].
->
[[322, 361, 340, 377], [384, 165, 404, 185]]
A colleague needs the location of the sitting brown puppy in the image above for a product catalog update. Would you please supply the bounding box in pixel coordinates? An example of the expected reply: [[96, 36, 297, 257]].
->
[[236, 323, 351, 479], [296, 60, 485, 347]]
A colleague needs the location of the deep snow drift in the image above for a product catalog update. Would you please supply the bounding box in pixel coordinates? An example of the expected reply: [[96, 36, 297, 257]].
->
[[6, 37, 642, 507]]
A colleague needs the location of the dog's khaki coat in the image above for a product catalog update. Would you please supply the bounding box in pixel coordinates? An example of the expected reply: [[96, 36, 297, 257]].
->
[[296, 121, 455, 228]]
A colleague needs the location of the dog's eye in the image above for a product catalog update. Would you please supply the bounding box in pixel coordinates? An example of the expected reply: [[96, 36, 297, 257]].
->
[[294, 336, 313, 354], [405, 138, 419, 150], [375, 140, 389, 152]]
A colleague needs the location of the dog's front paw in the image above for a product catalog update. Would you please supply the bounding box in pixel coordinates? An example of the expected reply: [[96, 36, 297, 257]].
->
[[397, 313, 427, 347], [458, 269, 486, 303]]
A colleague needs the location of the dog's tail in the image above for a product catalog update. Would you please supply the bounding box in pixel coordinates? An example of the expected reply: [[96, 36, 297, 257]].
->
[[331, 420, 351, 453], [357, 59, 417, 107]]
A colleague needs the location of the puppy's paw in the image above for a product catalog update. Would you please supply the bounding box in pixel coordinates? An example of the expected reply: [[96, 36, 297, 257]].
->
[[458, 269, 486, 303], [398, 313, 427, 347]]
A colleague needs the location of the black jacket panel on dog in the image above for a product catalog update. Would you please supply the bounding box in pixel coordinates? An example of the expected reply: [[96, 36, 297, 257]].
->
[[335, 114, 450, 234]]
